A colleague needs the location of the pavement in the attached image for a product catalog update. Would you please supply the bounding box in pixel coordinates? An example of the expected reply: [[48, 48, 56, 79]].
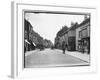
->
[[25, 48, 90, 68], [25, 49, 40, 56], [54, 49, 90, 62], [66, 51, 90, 63]]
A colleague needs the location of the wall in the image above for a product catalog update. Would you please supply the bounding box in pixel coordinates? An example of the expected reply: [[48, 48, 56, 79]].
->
[[68, 30, 76, 37], [0, 0, 100, 80]]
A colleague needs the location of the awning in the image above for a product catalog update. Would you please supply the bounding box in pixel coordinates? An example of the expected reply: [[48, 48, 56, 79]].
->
[[32, 42, 36, 46], [81, 37, 90, 39], [25, 39, 30, 44]]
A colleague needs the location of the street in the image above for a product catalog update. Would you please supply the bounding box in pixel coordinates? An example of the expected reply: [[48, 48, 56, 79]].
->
[[25, 48, 89, 68]]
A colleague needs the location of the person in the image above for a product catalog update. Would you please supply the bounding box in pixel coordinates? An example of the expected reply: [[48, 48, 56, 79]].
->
[[62, 41, 66, 54]]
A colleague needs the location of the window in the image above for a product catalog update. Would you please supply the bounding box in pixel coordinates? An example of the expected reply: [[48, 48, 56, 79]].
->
[[81, 28, 87, 38], [79, 31, 82, 38], [79, 28, 88, 38]]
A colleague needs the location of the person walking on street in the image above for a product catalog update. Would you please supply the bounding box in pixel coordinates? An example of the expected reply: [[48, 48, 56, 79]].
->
[[62, 41, 66, 54]]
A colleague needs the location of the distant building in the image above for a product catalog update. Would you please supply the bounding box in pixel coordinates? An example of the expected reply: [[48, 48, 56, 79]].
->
[[54, 25, 69, 49], [54, 37, 60, 49], [76, 18, 90, 54], [43, 39, 53, 48]]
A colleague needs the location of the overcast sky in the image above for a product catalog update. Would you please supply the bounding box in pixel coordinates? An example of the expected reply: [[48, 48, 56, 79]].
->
[[25, 13, 85, 44]]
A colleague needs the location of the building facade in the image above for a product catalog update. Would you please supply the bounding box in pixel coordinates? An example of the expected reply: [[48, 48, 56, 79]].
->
[[67, 23, 78, 51], [54, 23, 78, 51], [54, 26, 69, 49], [76, 18, 90, 54], [24, 19, 36, 52], [24, 19, 53, 52], [54, 17, 90, 54]]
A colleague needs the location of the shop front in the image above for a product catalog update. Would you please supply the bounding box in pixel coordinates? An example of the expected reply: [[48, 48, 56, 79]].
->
[[78, 37, 90, 54]]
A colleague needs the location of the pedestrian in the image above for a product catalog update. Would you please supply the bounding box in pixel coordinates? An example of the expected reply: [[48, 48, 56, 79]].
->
[[62, 41, 66, 54]]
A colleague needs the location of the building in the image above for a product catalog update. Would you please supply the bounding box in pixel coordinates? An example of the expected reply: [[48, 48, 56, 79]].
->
[[76, 18, 90, 54], [43, 39, 53, 48], [24, 19, 53, 52], [54, 25, 69, 49], [54, 23, 78, 51], [67, 22, 78, 51], [24, 19, 31, 52], [24, 19, 36, 52], [54, 16, 90, 54]]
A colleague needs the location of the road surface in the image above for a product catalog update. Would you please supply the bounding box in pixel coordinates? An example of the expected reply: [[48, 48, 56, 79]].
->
[[25, 48, 89, 68]]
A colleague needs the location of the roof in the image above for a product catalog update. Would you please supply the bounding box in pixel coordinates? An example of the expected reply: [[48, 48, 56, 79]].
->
[[57, 23, 78, 37], [68, 23, 78, 31], [57, 26, 68, 37], [77, 18, 90, 28]]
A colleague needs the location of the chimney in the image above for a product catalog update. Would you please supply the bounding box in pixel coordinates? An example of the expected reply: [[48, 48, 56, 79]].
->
[[71, 22, 75, 26], [84, 15, 90, 20]]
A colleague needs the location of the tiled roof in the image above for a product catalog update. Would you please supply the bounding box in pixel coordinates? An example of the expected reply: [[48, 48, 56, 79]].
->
[[57, 23, 78, 37], [68, 23, 78, 31], [77, 18, 90, 28]]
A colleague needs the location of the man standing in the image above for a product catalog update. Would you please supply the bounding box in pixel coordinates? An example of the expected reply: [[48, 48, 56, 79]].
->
[[62, 41, 66, 54]]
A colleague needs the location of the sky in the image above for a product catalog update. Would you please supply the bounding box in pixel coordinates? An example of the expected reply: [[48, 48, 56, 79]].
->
[[25, 13, 85, 44]]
